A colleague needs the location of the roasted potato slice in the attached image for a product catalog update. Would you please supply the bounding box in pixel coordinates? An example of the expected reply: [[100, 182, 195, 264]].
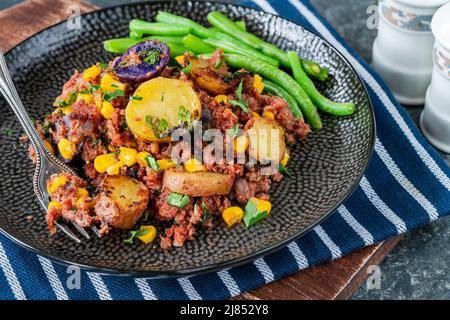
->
[[94, 175, 149, 229], [163, 171, 234, 197], [248, 117, 286, 163], [188, 57, 234, 96], [126, 77, 201, 142]]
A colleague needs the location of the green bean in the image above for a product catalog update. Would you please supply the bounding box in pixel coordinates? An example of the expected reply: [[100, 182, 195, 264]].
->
[[104, 37, 148, 53], [182, 34, 215, 54], [156, 11, 213, 38], [287, 51, 355, 116], [207, 12, 290, 67], [150, 36, 185, 46], [224, 54, 322, 130], [103, 37, 188, 58], [262, 80, 302, 119], [203, 38, 279, 67], [129, 19, 191, 37], [207, 11, 330, 80], [302, 59, 329, 81], [168, 43, 189, 58], [156, 12, 252, 51], [212, 20, 246, 32], [234, 20, 246, 31]]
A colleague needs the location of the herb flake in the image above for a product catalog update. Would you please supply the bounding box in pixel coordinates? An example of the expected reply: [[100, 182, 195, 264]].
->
[[167, 192, 190, 209], [124, 228, 149, 245], [145, 155, 160, 171], [243, 199, 268, 227], [103, 89, 125, 102]]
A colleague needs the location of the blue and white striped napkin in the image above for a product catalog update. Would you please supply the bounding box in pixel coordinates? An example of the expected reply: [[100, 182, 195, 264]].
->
[[1, 0, 449, 300]]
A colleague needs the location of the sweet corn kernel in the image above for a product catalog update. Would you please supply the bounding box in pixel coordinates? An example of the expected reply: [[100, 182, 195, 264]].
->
[[100, 73, 125, 93], [252, 112, 260, 118], [77, 188, 89, 198], [100, 101, 115, 119], [222, 207, 244, 227], [184, 158, 205, 173], [48, 201, 62, 210], [76, 197, 91, 208], [215, 95, 228, 104], [44, 140, 54, 154], [234, 134, 249, 154], [175, 55, 185, 65], [47, 175, 68, 194], [157, 159, 177, 170], [119, 147, 138, 166], [94, 153, 118, 173], [136, 151, 151, 166], [253, 74, 264, 94], [106, 160, 125, 175], [82, 65, 102, 82], [249, 197, 272, 215], [57, 138, 76, 160], [262, 110, 275, 119], [281, 153, 289, 167], [137, 225, 157, 244], [77, 93, 94, 104]]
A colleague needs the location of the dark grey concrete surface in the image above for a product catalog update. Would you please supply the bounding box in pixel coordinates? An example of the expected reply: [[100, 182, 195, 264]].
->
[[1, 0, 449, 300]]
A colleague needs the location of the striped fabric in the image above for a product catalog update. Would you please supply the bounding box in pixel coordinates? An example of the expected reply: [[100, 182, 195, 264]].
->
[[1, 0, 449, 300]]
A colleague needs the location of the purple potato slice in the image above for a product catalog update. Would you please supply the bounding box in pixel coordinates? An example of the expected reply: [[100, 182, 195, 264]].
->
[[112, 40, 170, 83]]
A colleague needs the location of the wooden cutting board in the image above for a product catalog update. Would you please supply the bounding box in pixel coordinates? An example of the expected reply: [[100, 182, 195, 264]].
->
[[0, 0, 403, 300]]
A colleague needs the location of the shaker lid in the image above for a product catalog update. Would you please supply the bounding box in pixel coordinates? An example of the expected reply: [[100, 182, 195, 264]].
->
[[432, 2, 450, 50], [396, 0, 450, 8]]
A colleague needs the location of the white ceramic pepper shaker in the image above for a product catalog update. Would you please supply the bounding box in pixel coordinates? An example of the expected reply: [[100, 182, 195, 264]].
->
[[420, 2, 450, 153], [372, 0, 449, 105]]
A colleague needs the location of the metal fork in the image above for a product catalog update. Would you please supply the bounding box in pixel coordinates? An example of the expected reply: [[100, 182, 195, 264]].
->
[[0, 49, 99, 243]]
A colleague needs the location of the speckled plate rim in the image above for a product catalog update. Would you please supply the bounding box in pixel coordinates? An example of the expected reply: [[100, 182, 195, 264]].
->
[[0, 0, 376, 278]]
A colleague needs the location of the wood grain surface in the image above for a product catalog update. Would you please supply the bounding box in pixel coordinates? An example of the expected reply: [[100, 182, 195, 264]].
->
[[0, 0, 402, 300]]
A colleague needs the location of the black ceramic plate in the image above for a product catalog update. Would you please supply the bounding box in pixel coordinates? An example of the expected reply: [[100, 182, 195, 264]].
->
[[0, 1, 374, 277]]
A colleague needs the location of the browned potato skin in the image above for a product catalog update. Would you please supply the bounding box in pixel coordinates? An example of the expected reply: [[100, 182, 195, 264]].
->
[[188, 57, 233, 96], [94, 175, 149, 229], [163, 171, 234, 197]]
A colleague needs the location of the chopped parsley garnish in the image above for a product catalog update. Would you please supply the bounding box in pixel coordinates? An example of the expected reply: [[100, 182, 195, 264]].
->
[[41, 122, 51, 136], [161, 93, 165, 102], [56, 92, 77, 108], [142, 50, 160, 65], [80, 83, 101, 95], [229, 80, 249, 113], [181, 62, 193, 75], [278, 164, 292, 177], [130, 95, 143, 101], [243, 199, 269, 227], [200, 202, 210, 223], [167, 192, 190, 209], [103, 89, 125, 102], [229, 100, 248, 112], [145, 115, 169, 138], [3, 128, 13, 137], [144, 155, 159, 171], [228, 124, 239, 137], [110, 83, 118, 88], [124, 228, 149, 245], [99, 62, 108, 70], [214, 58, 223, 69], [178, 105, 191, 124]]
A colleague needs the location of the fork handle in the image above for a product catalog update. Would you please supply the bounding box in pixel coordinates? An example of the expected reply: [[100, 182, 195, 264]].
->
[[0, 49, 49, 158]]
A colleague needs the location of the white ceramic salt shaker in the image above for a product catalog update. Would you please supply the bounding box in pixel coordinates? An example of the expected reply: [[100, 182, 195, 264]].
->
[[420, 2, 450, 153], [372, 0, 449, 105]]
